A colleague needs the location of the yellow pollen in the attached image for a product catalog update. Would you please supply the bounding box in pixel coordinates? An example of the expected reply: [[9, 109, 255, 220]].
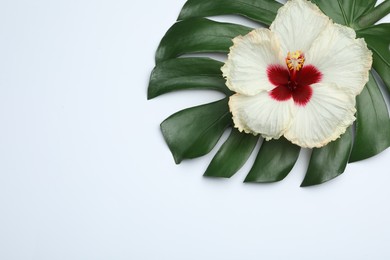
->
[[286, 51, 305, 71]]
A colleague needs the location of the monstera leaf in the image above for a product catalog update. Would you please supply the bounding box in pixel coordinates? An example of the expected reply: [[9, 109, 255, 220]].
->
[[148, 0, 390, 186]]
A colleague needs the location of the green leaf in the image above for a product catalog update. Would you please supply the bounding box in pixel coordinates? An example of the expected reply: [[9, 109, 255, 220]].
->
[[350, 72, 390, 162], [178, 0, 282, 26], [204, 129, 258, 178], [161, 98, 231, 164], [155, 18, 252, 64], [311, 0, 376, 26], [372, 56, 390, 95], [244, 138, 300, 183], [301, 128, 353, 187], [357, 24, 390, 93], [149, 0, 390, 186], [148, 58, 230, 99], [356, 0, 390, 28]]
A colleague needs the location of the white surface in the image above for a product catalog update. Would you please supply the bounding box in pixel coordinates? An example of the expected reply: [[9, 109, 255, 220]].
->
[[1, 0, 390, 259]]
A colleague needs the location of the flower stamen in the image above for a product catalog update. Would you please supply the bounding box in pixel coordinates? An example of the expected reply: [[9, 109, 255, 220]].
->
[[286, 51, 305, 71]]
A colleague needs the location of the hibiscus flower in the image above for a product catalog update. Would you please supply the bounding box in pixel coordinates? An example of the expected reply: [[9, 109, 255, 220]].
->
[[222, 0, 372, 148]]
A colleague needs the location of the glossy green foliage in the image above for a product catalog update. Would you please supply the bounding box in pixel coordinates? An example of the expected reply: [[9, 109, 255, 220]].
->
[[155, 18, 251, 64], [311, 0, 376, 26], [204, 129, 258, 178], [356, 1, 390, 28], [244, 138, 300, 183], [357, 24, 390, 93], [161, 98, 231, 164], [301, 128, 353, 187], [178, 0, 282, 26], [149, 0, 390, 186], [350, 73, 390, 162], [148, 58, 230, 99]]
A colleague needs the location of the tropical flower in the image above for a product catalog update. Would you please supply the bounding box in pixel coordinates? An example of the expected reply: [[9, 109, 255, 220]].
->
[[222, 0, 372, 148]]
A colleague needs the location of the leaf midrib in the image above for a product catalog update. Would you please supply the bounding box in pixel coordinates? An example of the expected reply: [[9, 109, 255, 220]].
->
[[336, 0, 349, 24], [351, 0, 356, 22]]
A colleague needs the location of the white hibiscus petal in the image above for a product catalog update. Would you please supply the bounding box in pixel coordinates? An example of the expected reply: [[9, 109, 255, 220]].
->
[[306, 23, 372, 96], [270, 0, 330, 54], [229, 92, 294, 140], [284, 83, 356, 148], [222, 28, 284, 96]]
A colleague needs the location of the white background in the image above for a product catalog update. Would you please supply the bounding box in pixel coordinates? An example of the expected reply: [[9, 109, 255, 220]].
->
[[1, 0, 390, 259]]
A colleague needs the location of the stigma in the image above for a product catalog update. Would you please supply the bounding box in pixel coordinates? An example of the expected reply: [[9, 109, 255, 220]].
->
[[286, 51, 305, 71]]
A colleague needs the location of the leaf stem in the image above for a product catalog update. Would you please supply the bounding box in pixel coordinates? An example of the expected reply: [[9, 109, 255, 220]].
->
[[356, 0, 390, 29]]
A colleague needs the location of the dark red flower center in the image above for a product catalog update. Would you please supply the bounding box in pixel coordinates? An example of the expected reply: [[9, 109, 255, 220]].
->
[[267, 51, 322, 106]]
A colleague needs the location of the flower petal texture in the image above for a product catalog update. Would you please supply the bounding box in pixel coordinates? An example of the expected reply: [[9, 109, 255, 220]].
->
[[284, 83, 357, 148], [229, 92, 294, 140], [223, 0, 372, 148], [306, 24, 372, 96], [270, 0, 330, 54], [221, 29, 284, 96]]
